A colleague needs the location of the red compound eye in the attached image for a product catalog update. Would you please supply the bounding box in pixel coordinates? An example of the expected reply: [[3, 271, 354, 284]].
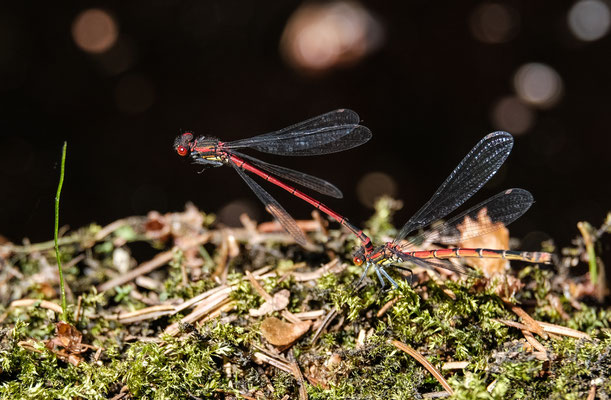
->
[[353, 256, 364, 266], [176, 145, 188, 156]]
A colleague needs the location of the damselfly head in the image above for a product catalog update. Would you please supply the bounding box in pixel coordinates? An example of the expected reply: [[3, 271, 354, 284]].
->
[[174, 132, 195, 157]]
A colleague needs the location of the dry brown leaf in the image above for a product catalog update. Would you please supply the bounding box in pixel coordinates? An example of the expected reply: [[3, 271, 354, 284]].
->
[[144, 210, 171, 242], [494, 274, 524, 300], [146, 203, 206, 242], [324, 353, 342, 370], [260, 317, 311, 346], [458, 207, 509, 276], [45, 322, 88, 366], [250, 289, 291, 317]]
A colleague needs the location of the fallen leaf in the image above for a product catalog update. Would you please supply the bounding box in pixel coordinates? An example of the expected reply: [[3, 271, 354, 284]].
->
[[494, 274, 524, 300], [250, 289, 291, 317], [145, 211, 170, 241], [458, 207, 509, 276], [45, 322, 88, 366], [260, 317, 311, 346]]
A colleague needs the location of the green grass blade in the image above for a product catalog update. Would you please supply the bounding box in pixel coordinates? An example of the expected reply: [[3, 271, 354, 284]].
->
[[54, 141, 68, 320]]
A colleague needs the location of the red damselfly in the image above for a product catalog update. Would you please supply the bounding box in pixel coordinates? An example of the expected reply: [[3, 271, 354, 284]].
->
[[351, 132, 553, 289], [174, 109, 373, 250]]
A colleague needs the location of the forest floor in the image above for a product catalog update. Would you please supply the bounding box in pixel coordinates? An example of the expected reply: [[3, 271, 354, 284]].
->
[[0, 199, 610, 399]]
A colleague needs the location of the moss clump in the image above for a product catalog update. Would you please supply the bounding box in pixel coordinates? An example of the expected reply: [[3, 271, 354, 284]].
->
[[0, 203, 610, 399]]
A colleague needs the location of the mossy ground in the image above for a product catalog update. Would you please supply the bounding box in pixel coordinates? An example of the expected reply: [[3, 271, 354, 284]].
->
[[0, 201, 609, 399]]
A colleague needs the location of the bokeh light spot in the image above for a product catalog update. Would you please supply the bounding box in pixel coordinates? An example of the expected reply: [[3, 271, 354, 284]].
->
[[280, 1, 383, 73], [356, 172, 398, 209], [513, 63, 563, 109], [568, 0, 611, 41], [217, 200, 260, 227], [470, 2, 520, 44], [114, 74, 155, 114], [95, 36, 136, 76], [491, 96, 535, 135], [72, 9, 118, 54]]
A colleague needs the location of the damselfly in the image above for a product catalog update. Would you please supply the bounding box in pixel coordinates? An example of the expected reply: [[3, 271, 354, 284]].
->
[[351, 132, 552, 289], [174, 109, 373, 250]]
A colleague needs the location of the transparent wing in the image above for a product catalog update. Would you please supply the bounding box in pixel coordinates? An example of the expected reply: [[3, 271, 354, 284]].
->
[[233, 151, 342, 198], [397, 188, 534, 250], [231, 162, 308, 246], [392, 252, 477, 275], [225, 109, 371, 156], [395, 132, 514, 242]]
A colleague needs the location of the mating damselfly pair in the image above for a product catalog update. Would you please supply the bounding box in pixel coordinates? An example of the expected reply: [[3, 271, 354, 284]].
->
[[174, 109, 551, 288]]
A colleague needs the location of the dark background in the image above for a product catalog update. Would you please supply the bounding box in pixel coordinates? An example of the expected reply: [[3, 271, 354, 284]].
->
[[1, 1, 609, 248]]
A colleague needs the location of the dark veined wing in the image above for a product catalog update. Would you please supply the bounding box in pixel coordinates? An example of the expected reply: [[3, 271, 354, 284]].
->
[[394, 132, 514, 243], [224, 109, 372, 156], [231, 162, 308, 246], [233, 151, 343, 198], [397, 188, 534, 251]]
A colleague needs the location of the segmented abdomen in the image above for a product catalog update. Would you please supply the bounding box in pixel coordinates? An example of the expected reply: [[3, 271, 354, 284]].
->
[[406, 248, 552, 264]]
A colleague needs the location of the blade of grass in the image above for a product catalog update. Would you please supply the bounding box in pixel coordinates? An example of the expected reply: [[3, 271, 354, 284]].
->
[[577, 221, 598, 285], [55, 141, 68, 320]]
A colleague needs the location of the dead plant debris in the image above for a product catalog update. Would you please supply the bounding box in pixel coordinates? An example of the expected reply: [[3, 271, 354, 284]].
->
[[0, 202, 609, 399]]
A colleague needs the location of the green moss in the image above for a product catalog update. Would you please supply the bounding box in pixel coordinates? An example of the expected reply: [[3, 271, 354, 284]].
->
[[568, 306, 611, 333], [363, 196, 403, 241], [308, 335, 424, 399], [230, 273, 264, 315], [0, 319, 255, 399], [1, 206, 610, 399]]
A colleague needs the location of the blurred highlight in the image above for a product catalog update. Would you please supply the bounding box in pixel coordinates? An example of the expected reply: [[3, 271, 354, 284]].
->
[[218, 200, 260, 227], [95, 36, 136, 76], [470, 2, 520, 44], [568, 0, 611, 41], [72, 9, 118, 54], [280, 1, 383, 73], [491, 96, 535, 135], [356, 172, 397, 208], [513, 63, 563, 109]]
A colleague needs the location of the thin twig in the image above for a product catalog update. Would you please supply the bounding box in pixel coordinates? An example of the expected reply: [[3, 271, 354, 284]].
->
[[252, 347, 308, 400], [110, 305, 176, 324], [491, 318, 590, 339], [441, 361, 469, 370], [9, 299, 63, 314], [290, 360, 308, 400], [291, 258, 344, 282], [311, 307, 338, 345], [311, 210, 328, 236], [377, 296, 401, 318], [537, 321, 591, 339], [164, 292, 234, 336], [587, 384, 597, 400], [390, 339, 454, 395], [292, 310, 325, 320], [74, 296, 83, 324], [94, 217, 148, 242], [506, 304, 548, 339], [245, 270, 300, 323], [97, 233, 211, 292], [521, 330, 548, 355]]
